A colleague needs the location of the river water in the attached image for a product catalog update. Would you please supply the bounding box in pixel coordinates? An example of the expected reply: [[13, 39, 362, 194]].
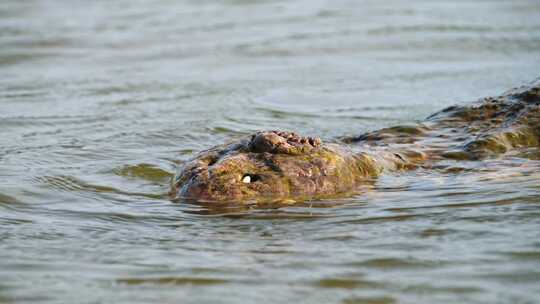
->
[[1, 0, 540, 303]]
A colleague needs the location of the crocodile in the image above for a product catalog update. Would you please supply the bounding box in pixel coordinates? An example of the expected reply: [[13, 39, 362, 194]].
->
[[170, 80, 540, 204]]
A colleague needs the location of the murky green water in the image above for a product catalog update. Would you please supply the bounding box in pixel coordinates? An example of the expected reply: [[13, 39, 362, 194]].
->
[[1, 0, 540, 303]]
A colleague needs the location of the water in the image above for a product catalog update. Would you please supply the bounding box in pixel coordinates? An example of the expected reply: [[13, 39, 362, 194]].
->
[[1, 0, 540, 303]]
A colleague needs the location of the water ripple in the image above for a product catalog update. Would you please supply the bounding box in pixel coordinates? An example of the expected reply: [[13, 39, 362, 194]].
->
[[1, 0, 539, 303]]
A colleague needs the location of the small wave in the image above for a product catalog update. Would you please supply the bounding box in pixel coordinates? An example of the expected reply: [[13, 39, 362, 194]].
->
[[114, 163, 172, 183], [34, 175, 167, 201], [117, 276, 228, 286]]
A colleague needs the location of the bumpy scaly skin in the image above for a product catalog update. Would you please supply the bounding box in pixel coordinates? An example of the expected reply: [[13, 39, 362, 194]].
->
[[171, 80, 540, 203], [172, 131, 391, 202]]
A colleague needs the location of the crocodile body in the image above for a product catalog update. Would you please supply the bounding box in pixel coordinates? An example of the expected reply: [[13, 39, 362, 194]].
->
[[170, 80, 540, 204]]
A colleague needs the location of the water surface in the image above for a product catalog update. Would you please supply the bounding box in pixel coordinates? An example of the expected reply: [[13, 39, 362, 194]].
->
[[1, 0, 540, 303]]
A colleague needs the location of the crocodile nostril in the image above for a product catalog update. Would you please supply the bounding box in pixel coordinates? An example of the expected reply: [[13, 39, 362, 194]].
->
[[207, 157, 218, 166]]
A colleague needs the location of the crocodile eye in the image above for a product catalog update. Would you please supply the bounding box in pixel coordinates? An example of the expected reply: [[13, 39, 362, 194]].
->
[[242, 174, 261, 183]]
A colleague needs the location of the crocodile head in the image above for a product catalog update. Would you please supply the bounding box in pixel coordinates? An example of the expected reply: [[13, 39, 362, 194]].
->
[[170, 131, 376, 203]]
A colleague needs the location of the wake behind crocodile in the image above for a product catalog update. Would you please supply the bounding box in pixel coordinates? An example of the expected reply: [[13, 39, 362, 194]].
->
[[171, 79, 540, 204]]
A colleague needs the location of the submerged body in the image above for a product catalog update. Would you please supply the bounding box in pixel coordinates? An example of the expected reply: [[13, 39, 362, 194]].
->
[[171, 80, 540, 203]]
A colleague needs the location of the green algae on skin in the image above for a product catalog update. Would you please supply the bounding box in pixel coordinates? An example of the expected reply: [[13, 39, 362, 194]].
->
[[171, 79, 540, 204], [170, 135, 388, 203]]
